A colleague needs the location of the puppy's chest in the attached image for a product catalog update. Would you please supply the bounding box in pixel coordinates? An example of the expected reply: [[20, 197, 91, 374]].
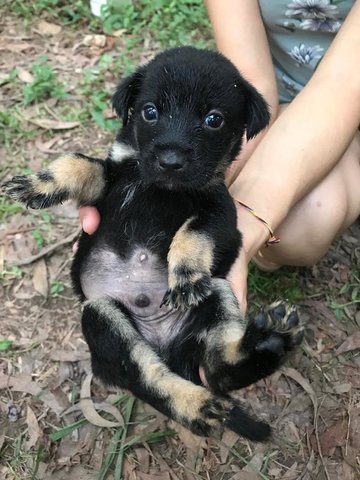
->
[[80, 246, 188, 347]]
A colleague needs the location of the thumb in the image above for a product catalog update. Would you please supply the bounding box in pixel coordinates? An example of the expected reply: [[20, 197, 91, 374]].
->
[[227, 251, 248, 317]]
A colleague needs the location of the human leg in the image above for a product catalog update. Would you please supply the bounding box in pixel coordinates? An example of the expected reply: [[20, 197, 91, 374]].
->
[[255, 129, 360, 269]]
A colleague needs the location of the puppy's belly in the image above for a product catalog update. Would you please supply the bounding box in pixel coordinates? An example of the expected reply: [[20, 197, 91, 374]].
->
[[80, 246, 188, 346]]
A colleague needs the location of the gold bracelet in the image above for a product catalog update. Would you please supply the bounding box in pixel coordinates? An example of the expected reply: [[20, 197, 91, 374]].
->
[[233, 198, 280, 247]]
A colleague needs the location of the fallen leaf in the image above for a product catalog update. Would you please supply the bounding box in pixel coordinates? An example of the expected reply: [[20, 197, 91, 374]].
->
[[32, 259, 48, 297], [37, 20, 62, 36], [17, 67, 34, 83], [333, 383, 352, 394], [35, 136, 60, 153], [112, 29, 126, 37], [50, 350, 90, 362], [220, 430, 238, 463], [0, 374, 65, 415], [26, 118, 80, 130], [336, 332, 360, 354], [138, 473, 171, 480], [83, 34, 107, 47], [80, 373, 123, 427], [135, 447, 150, 473], [310, 419, 348, 455], [229, 472, 260, 480], [1, 42, 32, 52], [171, 422, 207, 452], [242, 445, 265, 476], [24, 406, 41, 450], [282, 367, 317, 410]]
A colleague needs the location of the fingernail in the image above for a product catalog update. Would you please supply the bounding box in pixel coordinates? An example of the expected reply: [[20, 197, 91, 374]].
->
[[82, 215, 92, 234]]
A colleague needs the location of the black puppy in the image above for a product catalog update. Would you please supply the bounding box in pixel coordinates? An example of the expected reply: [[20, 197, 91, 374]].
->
[[4, 47, 304, 441]]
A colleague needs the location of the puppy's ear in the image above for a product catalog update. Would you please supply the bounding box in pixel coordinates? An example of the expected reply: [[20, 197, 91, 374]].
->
[[112, 66, 146, 125], [243, 81, 271, 140]]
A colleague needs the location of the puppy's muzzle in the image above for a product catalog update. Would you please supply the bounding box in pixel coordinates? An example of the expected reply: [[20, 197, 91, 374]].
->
[[158, 150, 186, 172]]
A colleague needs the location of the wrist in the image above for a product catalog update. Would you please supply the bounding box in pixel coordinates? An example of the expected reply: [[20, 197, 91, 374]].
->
[[233, 200, 272, 263]]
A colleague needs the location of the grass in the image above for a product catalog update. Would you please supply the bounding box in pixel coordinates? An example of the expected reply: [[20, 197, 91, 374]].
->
[[22, 56, 68, 105], [248, 264, 303, 312], [0, 434, 47, 480], [100, 0, 212, 47], [47, 395, 175, 479], [328, 271, 360, 321]]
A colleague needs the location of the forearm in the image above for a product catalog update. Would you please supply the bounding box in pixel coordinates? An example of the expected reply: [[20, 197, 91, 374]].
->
[[230, 0, 360, 259], [205, 0, 279, 185], [205, 0, 278, 114]]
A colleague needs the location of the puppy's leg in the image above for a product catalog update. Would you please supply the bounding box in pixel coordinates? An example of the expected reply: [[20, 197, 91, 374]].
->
[[82, 297, 270, 441], [161, 217, 214, 310], [199, 279, 304, 394], [3, 153, 106, 208]]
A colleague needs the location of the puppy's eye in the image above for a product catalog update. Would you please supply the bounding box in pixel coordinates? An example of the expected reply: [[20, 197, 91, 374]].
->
[[203, 110, 224, 130], [141, 103, 158, 124]]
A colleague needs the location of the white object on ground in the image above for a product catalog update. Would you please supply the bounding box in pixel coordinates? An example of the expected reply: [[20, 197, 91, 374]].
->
[[90, 0, 107, 17]]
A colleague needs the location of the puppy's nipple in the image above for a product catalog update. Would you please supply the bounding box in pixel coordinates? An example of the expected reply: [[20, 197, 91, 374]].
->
[[139, 252, 148, 263], [135, 293, 151, 308]]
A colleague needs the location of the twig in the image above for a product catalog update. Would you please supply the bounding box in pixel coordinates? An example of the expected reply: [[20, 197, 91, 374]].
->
[[0, 226, 36, 242], [7, 227, 81, 267]]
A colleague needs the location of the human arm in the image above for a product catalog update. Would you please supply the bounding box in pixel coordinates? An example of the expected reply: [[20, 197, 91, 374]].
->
[[205, 0, 279, 184], [227, 0, 360, 307]]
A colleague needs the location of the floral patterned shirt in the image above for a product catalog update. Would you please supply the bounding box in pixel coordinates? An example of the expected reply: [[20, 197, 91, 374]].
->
[[258, 0, 355, 102]]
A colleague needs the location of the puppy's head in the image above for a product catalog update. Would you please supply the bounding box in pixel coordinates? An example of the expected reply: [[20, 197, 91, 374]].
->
[[112, 47, 270, 190]]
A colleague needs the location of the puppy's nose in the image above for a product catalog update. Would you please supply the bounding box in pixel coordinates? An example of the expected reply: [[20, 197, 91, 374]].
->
[[158, 151, 185, 171]]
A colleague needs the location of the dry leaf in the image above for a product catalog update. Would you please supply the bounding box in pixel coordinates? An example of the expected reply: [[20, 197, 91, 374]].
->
[[24, 406, 41, 450], [336, 332, 360, 354], [50, 350, 90, 362], [171, 422, 207, 452], [0, 374, 65, 415], [83, 34, 107, 47], [35, 136, 60, 153], [80, 373, 123, 427], [229, 472, 260, 480], [0, 433, 5, 453], [27, 118, 80, 130], [37, 20, 62, 36], [242, 445, 265, 476], [310, 419, 348, 455], [32, 259, 48, 297], [219, 430, 238, 463], [138, 473, 171, 480], [17, 67, 34, 83], [2, 42, 32, 52], [135, 447, 150, 473], [282, 367, 317, 410]]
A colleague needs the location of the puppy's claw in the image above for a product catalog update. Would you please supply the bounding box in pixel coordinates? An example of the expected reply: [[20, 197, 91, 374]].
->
[[160, 290, 171, 308], [161, 277, 212, 311]]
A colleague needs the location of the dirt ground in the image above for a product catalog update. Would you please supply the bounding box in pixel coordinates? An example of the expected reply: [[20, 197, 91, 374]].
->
[[0, 8, 359, 480]]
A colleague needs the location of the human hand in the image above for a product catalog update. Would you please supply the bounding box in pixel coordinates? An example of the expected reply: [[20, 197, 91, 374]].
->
[[226, 248, 249, 317], [79, 206, 101, 234], [73, 206, 101, 253]]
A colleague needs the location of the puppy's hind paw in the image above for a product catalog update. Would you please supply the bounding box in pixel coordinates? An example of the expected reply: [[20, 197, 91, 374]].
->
[[242, 302, 304, 362], [188, 396, 270, 442]]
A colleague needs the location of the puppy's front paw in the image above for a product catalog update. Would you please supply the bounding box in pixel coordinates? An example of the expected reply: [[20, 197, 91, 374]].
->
[[3, 174, 67, 209], [161, 268, 212, 311]]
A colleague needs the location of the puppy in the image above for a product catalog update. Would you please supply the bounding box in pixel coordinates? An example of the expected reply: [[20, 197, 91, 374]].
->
[[4, 47, 304, 441]]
